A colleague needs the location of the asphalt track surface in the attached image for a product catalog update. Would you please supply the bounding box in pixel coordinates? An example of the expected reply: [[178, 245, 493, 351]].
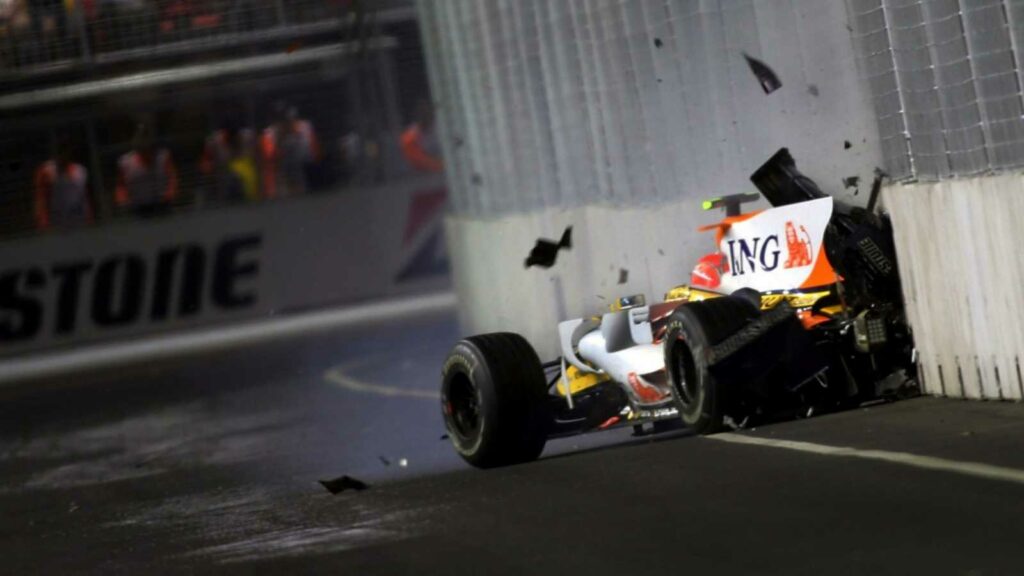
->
[[4, 304, 1024, 574]]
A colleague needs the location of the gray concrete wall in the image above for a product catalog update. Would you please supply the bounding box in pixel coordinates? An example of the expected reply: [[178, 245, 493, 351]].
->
[[420, 0, 882, 357]]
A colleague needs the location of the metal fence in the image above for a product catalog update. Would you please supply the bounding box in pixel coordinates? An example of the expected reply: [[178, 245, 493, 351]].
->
[[0, 1, 428, 239], [848, 0, 1024, 181], [0, 79, 402, 237], [0, 0, 411, 74]]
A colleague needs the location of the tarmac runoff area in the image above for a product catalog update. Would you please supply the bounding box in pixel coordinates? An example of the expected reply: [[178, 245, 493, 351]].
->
[[2, 298, 1024, 573]]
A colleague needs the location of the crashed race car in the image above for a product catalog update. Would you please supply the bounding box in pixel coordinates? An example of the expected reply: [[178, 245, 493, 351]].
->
[[440, 149, 917, 468]]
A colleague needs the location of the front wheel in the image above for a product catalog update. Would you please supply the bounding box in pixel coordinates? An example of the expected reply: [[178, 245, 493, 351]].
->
[[441, 332, 549, 468]]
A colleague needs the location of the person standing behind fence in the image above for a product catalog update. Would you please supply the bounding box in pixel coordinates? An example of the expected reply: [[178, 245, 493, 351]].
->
[[400, 100, 443, 174], [34, 137, 92, 230], [0, 0, 32, 66], [33, 0, 68, 60], [260, 102, 320, 198], [199, 121, 258, 204], [115, 121, 178, 216]]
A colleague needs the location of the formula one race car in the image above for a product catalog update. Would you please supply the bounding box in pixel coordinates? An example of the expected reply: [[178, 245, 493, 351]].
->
[[440, 149, 917, 468]]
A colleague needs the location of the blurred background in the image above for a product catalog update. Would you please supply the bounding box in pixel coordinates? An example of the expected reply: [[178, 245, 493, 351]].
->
[[0, 0, 451, 359]]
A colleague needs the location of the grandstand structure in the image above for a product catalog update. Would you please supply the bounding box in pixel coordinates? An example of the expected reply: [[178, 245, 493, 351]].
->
[[0, 0, 425, 236]]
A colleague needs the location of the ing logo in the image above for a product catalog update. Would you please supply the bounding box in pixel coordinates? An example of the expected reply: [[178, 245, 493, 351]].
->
[[724, 220, 816, 277]]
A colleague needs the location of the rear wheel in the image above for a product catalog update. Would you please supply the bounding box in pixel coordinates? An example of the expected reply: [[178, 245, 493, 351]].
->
[[441, 333, 549, 468], [664, 297, 759, 434]]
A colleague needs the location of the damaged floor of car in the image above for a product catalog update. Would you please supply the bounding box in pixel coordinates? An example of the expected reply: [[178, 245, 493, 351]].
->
[[2, 308, 1024, 575]]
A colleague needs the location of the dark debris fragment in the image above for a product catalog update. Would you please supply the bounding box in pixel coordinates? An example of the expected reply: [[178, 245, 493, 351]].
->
[[319, 475, 369, 494], [378, 456, 391, 466], [842, 176, 860, 190], [844, 140, 852, 149], [807, 84, 819, 97], [742, 52, 782, 94], [653, 37, 663, 49], [440, 434, 449, 441], [618, 268, 629, 285], [525, 226, 573, 269]]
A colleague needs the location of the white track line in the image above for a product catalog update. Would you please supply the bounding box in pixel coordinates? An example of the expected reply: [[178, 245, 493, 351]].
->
[[0, 291, 456, 386], [324, 360, 441, 400], [710, 432, 1024, 486]]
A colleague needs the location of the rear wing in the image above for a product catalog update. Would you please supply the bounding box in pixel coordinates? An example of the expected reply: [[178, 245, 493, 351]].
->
[[750, 148, 827, 208]]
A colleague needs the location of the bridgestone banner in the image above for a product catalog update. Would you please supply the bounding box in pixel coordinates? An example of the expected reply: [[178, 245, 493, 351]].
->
[[0, 175, 449, 357]]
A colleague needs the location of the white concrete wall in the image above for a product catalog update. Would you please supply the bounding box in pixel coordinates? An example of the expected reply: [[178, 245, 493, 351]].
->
[[424, 0, 884, 358], [885, 174, 1024, 400]]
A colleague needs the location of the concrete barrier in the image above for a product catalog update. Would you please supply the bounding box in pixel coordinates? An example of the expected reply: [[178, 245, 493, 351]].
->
[[885, 175, 1024, 400]]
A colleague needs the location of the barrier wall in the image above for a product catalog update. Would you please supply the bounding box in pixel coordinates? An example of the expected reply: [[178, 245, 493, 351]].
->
[[0, 175, 449, 358], [885, 175, 1024, 400]]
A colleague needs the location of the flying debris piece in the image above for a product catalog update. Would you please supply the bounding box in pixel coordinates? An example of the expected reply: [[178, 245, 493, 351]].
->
[[319, 475, 369, 494], [524, 226, 573, 269], [653, 37, 663, 49], [806, 84, 819, 97], [657, 249, 665, 256], [844, 140, 852, 150], [618, 268, 629, 285], [742, 52, 782, 94], [440, 433, 449, 441], [842, 176, 860, 190], [722, 415, 750, 430], [378, 456, 391, 466], [866, 168, 887, 213]]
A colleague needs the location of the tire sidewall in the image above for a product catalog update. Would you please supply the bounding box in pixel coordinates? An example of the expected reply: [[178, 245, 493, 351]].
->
[[663, 315, 704, 424], [440, 341, 497, 460], [665, 311, 720, 432]]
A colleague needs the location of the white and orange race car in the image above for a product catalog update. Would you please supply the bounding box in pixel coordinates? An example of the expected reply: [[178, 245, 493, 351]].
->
[[440, 149, 917, 468]]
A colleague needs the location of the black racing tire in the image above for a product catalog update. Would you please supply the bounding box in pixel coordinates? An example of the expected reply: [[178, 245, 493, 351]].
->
[[440, 332, 549, 468], [664, 297, 759, 434]]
